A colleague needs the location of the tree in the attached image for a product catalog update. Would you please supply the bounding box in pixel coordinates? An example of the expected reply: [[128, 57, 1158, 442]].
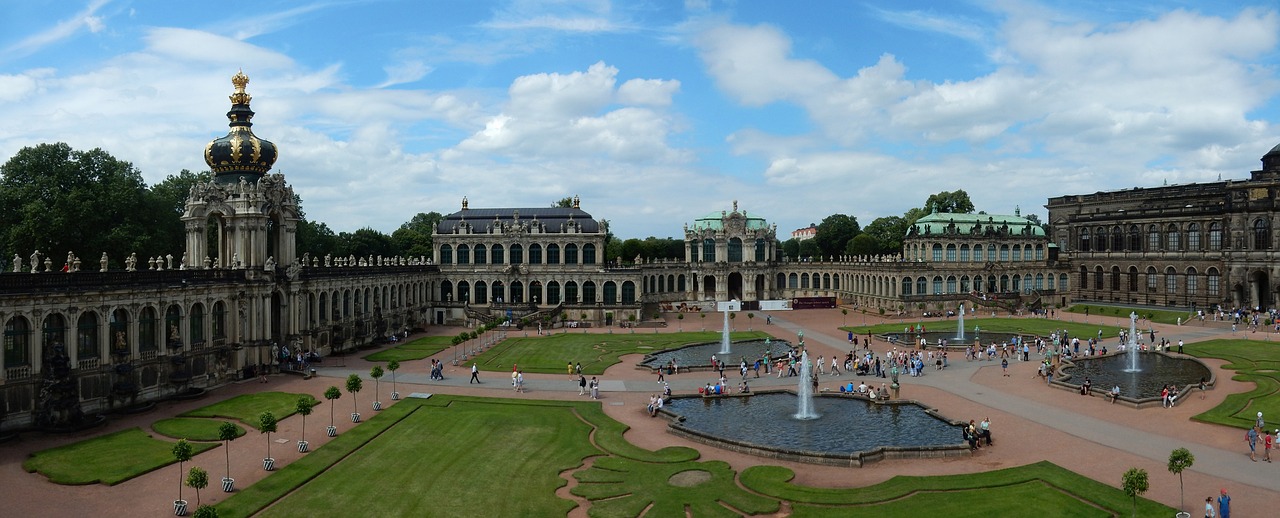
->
[[296, 395, 317, 444], [813, 214, 861, 258], [747, 312, 754, 330], [370, 366, 384, 407], [186, 467, 209, 506], [172, 439, 194, 503], [1121, 467, 1149, 518], [295, 218, 337, 260], [336, 227, 395, 259], [677, 313, 684, 331], [346, 374, 363, 415], [551, 196, 574, 208], [1168, 447, 1195, 513], [258, 411, 278, 460], [0, 143, 174, 267], [324, 386, 342, 428], [391, 211, 442, 258], [217, 421, 238, 486], [845, 233, 880, 256], [862, 216, 909, 255], [193, 505, 219, 518], [387, 360, 400, 397], [781, 238, 800, 260], [923, 190, 975, 214], [797, 239, 820, 260]]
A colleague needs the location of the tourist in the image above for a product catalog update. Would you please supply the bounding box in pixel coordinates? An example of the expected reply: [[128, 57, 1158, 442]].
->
[[1264, 427, 1273, 462], [1218, 488, 1231, 518], [1081, 378, 1091, 396], [1256, 411, 1265, 431], [1107, 385, 1120, 403], [857, 381, 867, 394], [514, 371, 524, 393], [979, 417, 992, 446], [590, 377, 600, 399], [878, 383, 889, 400], [578, 374, 587, 395], [816, 355, 825, 375], [470, 363, 480, 384], [567, 362, 574, 376], [1246, 427, 1258, 461], [657, 366, 664, 383], [830, 356, 841, 376], [1001, 358, 1009, 377], [647, 394, 658, 416], [1205, 497, 1215, 518]]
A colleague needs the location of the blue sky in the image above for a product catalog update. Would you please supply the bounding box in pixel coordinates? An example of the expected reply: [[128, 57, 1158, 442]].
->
[[2, 1, 1278, 241]]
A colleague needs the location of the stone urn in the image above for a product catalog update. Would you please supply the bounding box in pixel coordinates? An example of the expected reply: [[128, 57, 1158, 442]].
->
[[297, 440, 309, 453], [174, 499, 188, 516], [351, 412, 361, 423], [221, 477, 234, 492], [326, 425, 337, 437], [263, 457, 275, 471]]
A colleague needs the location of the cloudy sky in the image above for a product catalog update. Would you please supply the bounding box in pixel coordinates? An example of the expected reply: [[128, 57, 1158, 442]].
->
[[2, 1, 1278, 240]]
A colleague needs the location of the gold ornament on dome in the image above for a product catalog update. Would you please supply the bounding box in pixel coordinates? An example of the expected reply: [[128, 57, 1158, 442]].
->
[[230, 70, 252, 105]]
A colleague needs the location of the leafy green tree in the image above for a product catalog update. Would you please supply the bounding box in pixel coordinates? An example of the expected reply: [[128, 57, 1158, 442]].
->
[[150, 169, 211, 216], [845, 233, 879, 256], [217, 421, 238, 484], [814, 214, 860, 258], [172, 439, 194, 503], [797, 239, 820, 259], [336, 227, 395, 259], [387, 360, 400, 396], [551, 196, 574, 208], [370, 365, 384, 405], [391, 211, 442, 258], [924, 190, 975, 214], [619, 238, 644, 263], [0, 143, 167, 267], [186, 467, 209, 506], [193, 504, 219, 518], [1167, 448, 1194, 513], [296, 218, 338, 259], [324, 386, 342, 428], [346, 374, 363, 414], [296, 395, 317, 443], [862, 216, 910, 254], [1121, 467, 1149, 518], [781, 238, 800, 260], [258, 411, 278, 460]]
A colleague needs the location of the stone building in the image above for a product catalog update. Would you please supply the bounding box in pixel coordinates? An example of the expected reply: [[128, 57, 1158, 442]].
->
[[1046, 143, 1280, 311]]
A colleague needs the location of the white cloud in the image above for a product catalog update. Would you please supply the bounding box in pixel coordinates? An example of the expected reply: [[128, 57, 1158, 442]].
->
[[3, 0, 111, 59], [378, 60, 433, 88]]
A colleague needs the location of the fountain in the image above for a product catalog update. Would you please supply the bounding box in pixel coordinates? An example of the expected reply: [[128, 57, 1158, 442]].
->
[[795, 351, 818, 420], [640, 339, 792, 372], [719, 306, 731, 355], [1125, 311, 1140, 373], [956, 304, 966, 342]]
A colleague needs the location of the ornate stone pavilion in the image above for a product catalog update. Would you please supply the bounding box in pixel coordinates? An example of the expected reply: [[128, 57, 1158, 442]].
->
[[1047, 144, 1280, 311]]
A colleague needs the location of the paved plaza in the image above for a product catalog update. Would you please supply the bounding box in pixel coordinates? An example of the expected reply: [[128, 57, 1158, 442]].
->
[[2, 308, 1276, 517]]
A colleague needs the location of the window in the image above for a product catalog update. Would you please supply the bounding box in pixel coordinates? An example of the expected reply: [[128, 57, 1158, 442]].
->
[[474, 244, 487, 264], [1110, 267, 1121, 290], [139, 308, 157, 353], [755, 238, 767, 261], [901, 277, 912, 295], [1079, 228, 1091, 251], [457, 245, 470, 264], [582, 243, 596, 264], [1011, 245, 1021, 262], [1128, 267, 1139, 292], [547, 282, 561, 304], [1035, 244, 1044, 260], [1128, 225, 1141, 251], [510, 244, 523, 264], [1079, 266, 1088, 289], [491, 244, 504, 264], [959, 245, 970, 262], [932, 244, 943, 262], [946, 276, 957, 293], [1000, 245, 1010, 262], [916, 277, 927, 294], [529, 244, 542, 264], [1255, 219, 1271, 250], [565, 243, 579, 264], [3, 316, 31, 368], [703, 238, 715, 262], [1166, 224, 1180, 251], [728, 238, 743, 262], [1186, 268, 1198, 295], [1187, 223, 1200, 250], [1207, 268, 1220, 296], [582, 281, 596, 303], [689, 242, 699, 261], [1146, 267, 1158, 291], [1165, 267, 1177, 293], [1146, 225, 1160, 251], [547, 244, 560, 264], [932, 276, 943, 294], [974, 245, 984, 261], [1095, 227, 1108, 251], [78, 312, 100, 359], [1111, 226, 1124, 251], [1209, 223, 1223, 250], [1094, 267, 1103, 290], [440, 245, 453, 264]]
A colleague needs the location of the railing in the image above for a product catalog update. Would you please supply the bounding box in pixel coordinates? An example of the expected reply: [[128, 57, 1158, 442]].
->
[[5, 365, 32, 380], [77, 357, 101, 370], [141, 350, 158, 361]]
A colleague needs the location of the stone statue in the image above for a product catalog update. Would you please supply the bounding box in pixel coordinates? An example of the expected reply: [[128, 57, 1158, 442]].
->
[[203, 256, 212, 269], [264, 255, 276, 271], [126, 253, 137, 271], [213, 256, 221, 269], [66, 251, 74, 269], [165, 254, 173, 270], [286, 260, 302, 281], [71, 255, 80, 272], [324, 254, 332, 267], [12, 254, 21, 273], [100, 253, 108, 272], [30, 250, 41, 273], [232, 252, 240, 269], [180, 252, 187, 270]]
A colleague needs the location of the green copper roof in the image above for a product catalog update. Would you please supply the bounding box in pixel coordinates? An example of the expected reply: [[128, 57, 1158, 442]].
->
[[909, 212, 1045, 237], [689, 209, 771, 231]]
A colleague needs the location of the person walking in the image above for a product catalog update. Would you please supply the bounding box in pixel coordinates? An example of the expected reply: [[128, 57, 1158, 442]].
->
[[1217, 488, 1231, 518], [1265, 428, 1274, 462], [1001, 358, 1009, 377], [1246, 427, 1258, 461], [578, 374, 587, 396], [590, 377, 600, 399], [470, 363, 481, 384]]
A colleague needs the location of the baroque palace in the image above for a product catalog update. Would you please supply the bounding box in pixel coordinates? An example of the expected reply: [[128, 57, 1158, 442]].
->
[[2, 73, 1269, 432]]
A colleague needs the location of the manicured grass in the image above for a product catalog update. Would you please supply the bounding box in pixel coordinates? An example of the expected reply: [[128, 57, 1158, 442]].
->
[[1066, 303, 1193, 325], [362, 335, 454, 362], [847, 318, 1120, 341], [471, 331, 773, 374], [1186, 339, 1280, 429], [152, 418, 245, 441], [23, 427, 217, 485], [740, 460, 1174, 517], [179, 392, 307, 428]]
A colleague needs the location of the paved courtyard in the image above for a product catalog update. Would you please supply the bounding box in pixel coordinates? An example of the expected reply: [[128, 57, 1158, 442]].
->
[[2, 307, 1275, 517]]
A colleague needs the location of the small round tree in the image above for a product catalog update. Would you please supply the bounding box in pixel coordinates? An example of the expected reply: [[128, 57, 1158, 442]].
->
[[296, 395, 317, 451], [387, 360, 401, 400], [186, 467, 208, 506], [1168, 447, 1195, 514], [370, 365, 384, 410], [193, 505, 218, 518], [677, 313, 684, 331], [324, 386, 342, 436], [747, 312, 754, 330], [1121, 467, 1149, 518], [259, 411, 278, 470], [346, 373, 363, 421], [172, 439, 194, 506], [217, 421, 238, 491]]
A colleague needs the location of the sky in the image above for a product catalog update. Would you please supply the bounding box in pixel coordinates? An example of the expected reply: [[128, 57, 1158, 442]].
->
[[2, 1, 1279, 241]]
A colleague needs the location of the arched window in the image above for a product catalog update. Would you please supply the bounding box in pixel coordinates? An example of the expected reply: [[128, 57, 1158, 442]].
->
[[547, 281, 561, 304], [3, 316, 31, 368], [916, 277, 927, 294], [999, 245, 1010, 262], [165, 305, 182, 349], [139, 307, 158, 353], [945, 244, 956, 261], [1058, 274, 1068, 291], [190, 303, 205, 345], [1146, 266, 1158, 291], [946, 275, 957, 293], [959, 244, 970, 262], [563, 243, 578, 264], [1035, 244, 1044, 260], [509, 244, 523, 264], [1165, 267, 1177, 293], [582, 243, 596, 265], [973, 245, 984, 262], [1209, 223, 1223, 250], [1128, 267, 1139, 292], [1207, 268, 1220, 296], [456, 281, 470, 303], [1146, 225, 1160, 251], [621, 281, 636, 304], [1186, 267, 1198, 295], [932, 244, 943, 262], [491, 244, 504, 264], [440, 245, 453, 264], [547, 244, 560, 264], [1187, 223, 1201, 250], [703, 238, 716, 262], [728, 238, 743, 262], [457, 244, 470, 264], [212, 301, 226, 341], [474, 281, 487, 304], [474, 244, 487, 264], [1095, 227, 1108, 252], [932, 276, 943, 294], [1111, 225, 1124, 251], [79, 311, 101, 360], [582, 281, 597, 303], [1128, 225, 1141, 250], [755, 238, 766, 261], [529, 244, 543, 264], [603, 281, 617, 305], [565, 281, 579, 303], [1165, 224, 1180, 251], [1254, 218, 1271, 250], [801, 274, 810, 289], [1079, 228, 1091, 252], [788, 273, 798, 289], [1110, 266, 1121, 291], [490, 281, 504, 303], [109, 309, 130, 357], [690, 241, 700, 262], [901, 277, 912, 295], [1094, 266, 1103, 290]]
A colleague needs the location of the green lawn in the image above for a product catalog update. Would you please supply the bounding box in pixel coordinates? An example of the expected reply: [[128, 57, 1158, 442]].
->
[[1066, 303, 1194, 325], [152, 418, 245, 441], [847, 317, 1121, 341], [470, 331, 773, 374], [1186, 339, 1280, 429], [23, 427, 218, 485], [215, 395, 1172, 518], [362, 335, 455, 362], [178, 391, 308, 428]]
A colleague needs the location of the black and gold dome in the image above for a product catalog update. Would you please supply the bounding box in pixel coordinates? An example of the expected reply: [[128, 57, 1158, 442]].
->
[[204, 71, 278, 184]]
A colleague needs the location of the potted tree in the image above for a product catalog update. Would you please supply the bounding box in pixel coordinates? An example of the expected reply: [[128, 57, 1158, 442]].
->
[[370, 366, 384, 411], [677, 313, 683, 331], [346, 373, 363, 423], [217, 421, 238, 492], [1121, 467, 1149, 518], [700, 312, 706, 331], [172, 439, 194, 515], [747, 312, 754, 330], [193, 505, 218, 518], [324, 386, 341, 437], [186, 467, 208, 508], [1168, 448, 1195, 518], [296, 395, 317, 453], [387, 360, 401, 400], [259, 411, 278, 471]]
